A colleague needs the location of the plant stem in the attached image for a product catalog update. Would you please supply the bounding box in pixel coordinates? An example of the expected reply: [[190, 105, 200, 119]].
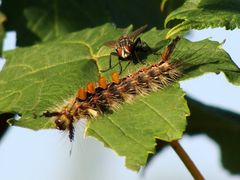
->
[[170, 140, 204, 180]]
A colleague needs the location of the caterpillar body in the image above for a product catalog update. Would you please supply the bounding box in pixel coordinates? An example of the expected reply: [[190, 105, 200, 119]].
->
[[44, 37, 181, 141]]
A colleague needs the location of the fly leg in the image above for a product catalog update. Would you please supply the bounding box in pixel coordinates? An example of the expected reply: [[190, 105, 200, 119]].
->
[[132, 50, 144, 64], [118, 57, 123, 74], [132, 38, 148, 64], [101, 52, 119, 72], [131, 40, 144, 65], [122, 60, 131, 73]]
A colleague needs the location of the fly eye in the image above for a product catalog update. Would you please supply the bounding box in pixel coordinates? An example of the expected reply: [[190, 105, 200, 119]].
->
[[116, 47, 122, 54]]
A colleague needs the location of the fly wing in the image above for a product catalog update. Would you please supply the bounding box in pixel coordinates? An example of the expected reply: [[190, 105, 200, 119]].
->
[[103, 40, 118, 49], [128, 24, 148, 41]]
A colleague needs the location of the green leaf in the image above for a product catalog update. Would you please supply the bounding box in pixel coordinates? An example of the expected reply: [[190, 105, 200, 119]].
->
[[0, 24, 168, 129], [172, 38, 240, 85], [186, 97, 240, 174], [144, 96, 240, 174], [87, 84, 188, 170], [87, 38, 240, 170], [165, 0, 240, 38], [2, 0, 166, 46], [0, 24, 239, 170]]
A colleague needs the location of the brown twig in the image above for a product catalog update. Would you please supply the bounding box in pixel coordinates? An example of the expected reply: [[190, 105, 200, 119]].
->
[[170, 140, 205, 180]]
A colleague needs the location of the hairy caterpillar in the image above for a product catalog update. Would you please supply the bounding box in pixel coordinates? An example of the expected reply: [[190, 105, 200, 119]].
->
[[43, 37, 181, 141]]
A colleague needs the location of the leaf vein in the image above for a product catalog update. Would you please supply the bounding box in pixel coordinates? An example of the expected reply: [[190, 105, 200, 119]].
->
[[107, 116, 150, 150], [61, 40, 104, 71], [139, 99, 178, 132], [86, 128, 111, 147], [8, 59, 89, 81]]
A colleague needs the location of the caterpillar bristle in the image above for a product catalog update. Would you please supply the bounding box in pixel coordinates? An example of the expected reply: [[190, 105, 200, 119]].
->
[[44, 37, 182, 141]]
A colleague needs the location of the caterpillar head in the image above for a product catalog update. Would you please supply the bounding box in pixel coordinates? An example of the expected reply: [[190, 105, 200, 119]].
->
[[55, 114, 75, 141], [55, 114, 71, 131]]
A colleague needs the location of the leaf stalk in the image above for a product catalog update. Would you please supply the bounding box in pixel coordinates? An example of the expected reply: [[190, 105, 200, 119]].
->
[[170, 140, 204, 180]]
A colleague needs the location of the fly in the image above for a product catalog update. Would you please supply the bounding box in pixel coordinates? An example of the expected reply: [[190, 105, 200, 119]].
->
[[102, 25, 151, 74]]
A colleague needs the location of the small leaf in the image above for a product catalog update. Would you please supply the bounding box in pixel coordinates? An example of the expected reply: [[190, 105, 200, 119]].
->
[[165, 0, 240, 38]]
